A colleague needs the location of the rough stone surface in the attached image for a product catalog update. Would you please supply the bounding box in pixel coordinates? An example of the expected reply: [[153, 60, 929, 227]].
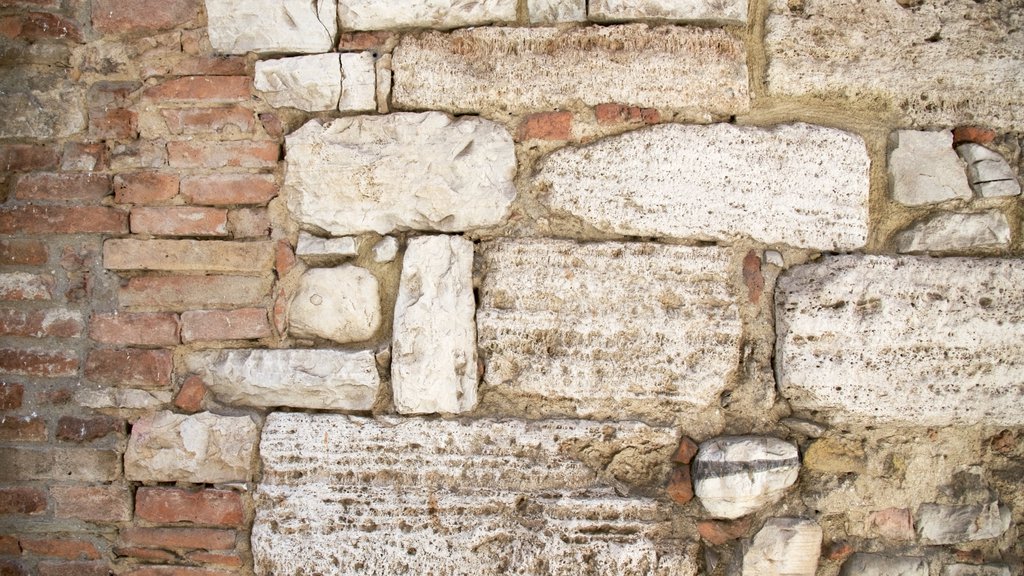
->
[[372, 236, 398, 263], [254, 54, 341, 112], [589, 0, 746, 24], [77, 389, 172, 411], [957, 143, 1021, 198], [537, 123, 869, 250], [889, 130, 972, 206], [776, 256, 1024, 426], [766, 0, 1024, 130], [528, 0, 585, 23], [392, 25, 749, 115], [254, 413, 696, 576], [338, 52, 376, 113], [478, 239, 741, 422], [916, 502, 1012, 545], [185, 349, 380, 410], [205, 0, 337, 54], [124, 411, 257, 483], [895, 211, 1010, 254], [943, 565, 1011, 576], [288, 266, 381, 344], [294, 233, 358, 265], [392, 235, 477, 415], [692, 436, 800, 519], [840, 554, 928, 576], [0, 67, 85, 139], [741, 518, 822, 576], [338, 0, 516, 30], [285, 113, 516, 235]]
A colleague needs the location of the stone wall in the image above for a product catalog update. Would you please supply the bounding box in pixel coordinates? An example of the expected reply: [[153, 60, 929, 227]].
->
[[0, 0, 1022, 575]]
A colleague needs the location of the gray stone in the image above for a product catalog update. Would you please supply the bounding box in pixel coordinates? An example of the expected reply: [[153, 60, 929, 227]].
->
[[338, 0, 517, 30], [295, 232, 358, 265], [185, 349, 380, 410], [889, 130, 972, 206], [372, 236, 399, 263], [285, 113, 516, 235], [840, 554, 928, 576], [589, 0, 747, 24], [741, 518, 822, 576], [895, 210, 1010, 254], [528, 0, 586, 23], [339, 52, 376, 113], [943, 565, 1012, 576], [124, 411, 257, 483], [692, 436, 800, 519], [780, 417, 827, 439], [392, 236, 477, 415], [205, 0, 337, 54], [254, 54, 341, 112], [537, 123, 869, 251], [253, 413, 696, 576], [0, 67, 85, 139], [289, 266, 381, 344], [392, 25, 749, 115], [917, 502, 1012, 545], [777, 256, 1024, 426], [957, 143, 1021, 198]]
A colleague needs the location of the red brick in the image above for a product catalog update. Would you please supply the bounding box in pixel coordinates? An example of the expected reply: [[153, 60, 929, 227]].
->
[[824, 540, 855, 562], [13, 173, 111, 203], [697, 517, 752, 545], [56, 415, 123, 442], [0, 348, 77, 378], [0, 535, 18, 554], [866, 507, 915, 541], [227, 208, 270, 238], [594, 103, 660, 125], [118, 528, 235, 551], [103, 239, 274, 273], [161, 107, 254, 136], [274, 240, 295, 278], [0, 309, 84, 339], [61, 143, 108, 172], [180, 308, 270, 343], [185, 551, 242, 567], [93, 0, 200, 34], [36, 561, 108, 576], [173, 376, 206, 413], [89, 312, 179, 346], [119, 275, 272, 311], [144, 56, 248, 78], [516, 111, 572, 141], [19, 538, 100, 560], [108, 141, 167, 170], [0, 0, 61, 10], [89, 108, 138, 140], [113, 547, 178, 562], [0, 239, 47, 266], [671, 436, 699, 464], [952, 125, 997, 146], [743, 250, 764, 304], [0, 144, 59, 172], [0, 384, 23, 410], [51, 485, 131, 522], [0, 272, 54, 300], [114, 172, 179, 205], [0, 416, 46, 441], [0, 206, 128, 235], [123, 566, 232, 576], [84, 348, 173, 388], [0, 487, 46, 515], [666, 466, 692, 504], [136, 488, 244, 527], [0, 12, 82, 43], [144, 76, 250, 103], [167, 141, 278, 169], [258, 113, 283, 139], [180, 174, 278, 206], [130, 207, 228, 237], [0, 559, 27, 576]]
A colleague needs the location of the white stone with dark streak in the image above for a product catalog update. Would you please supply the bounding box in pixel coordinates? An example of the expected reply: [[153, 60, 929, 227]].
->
[[692, 436, 800, 519]]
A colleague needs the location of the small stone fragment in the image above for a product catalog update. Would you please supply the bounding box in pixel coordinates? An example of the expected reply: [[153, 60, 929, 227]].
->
[[288, 266, 381, 344], [952, 126, 997, 146], [528, 0, 586, 23], [943, 565, 1011, 576], [916, 501, 1011, 545], [589, 0, 747, 24], [895, 210, 1010, 254], [205, 0, 337, 54], [667, 467, 694, 504], [294, 233, 358, 265], [125, 411, 257, 483], [780, 417, 826, 438], [840, 554, 928, 576], [254, 54, 341, 112], [889, 130, 973, 206], [957, 143, 1021, 198], [672, 436, 699, 464], [764, 250, 785, 268], [692, 436, 800, 519], [803, 437, 865, 474], [697, 517, 751, 546], [339, 52, 376, 113], [372, 236, 399, 263], [338, 0, 517, 30], [741, 517, 822, 576], [866, 508, 915, 541]]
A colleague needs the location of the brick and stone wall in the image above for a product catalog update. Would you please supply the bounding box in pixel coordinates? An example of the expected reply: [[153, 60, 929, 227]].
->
[[0, 0, 1022, 575]]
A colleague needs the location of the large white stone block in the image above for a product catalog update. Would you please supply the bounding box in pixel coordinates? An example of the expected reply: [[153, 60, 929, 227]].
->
[[338, 0, 517, 30], [289, 266, 381, 344], [889, 130, 972, 206], [741, 518, 822, 576], [254, 54, 341, 112], [590, 0, 747, 23], [205, 0, 337, 54], [125, 411, 257, 483], [692, 436, 800, 519]]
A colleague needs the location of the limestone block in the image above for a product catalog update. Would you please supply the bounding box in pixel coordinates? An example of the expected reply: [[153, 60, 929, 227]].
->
[[692, 436, 800, 519], [889, 130, 972, 206], [392, 236, 477, 414], [184, 349, 380, 410], [295, 232, 358, 265], [284, 113, 516, 235], [944, 565, 1011, 576], [528, 0, 586, 23], [478, 239, 741, 422], [254, 54, 341, 112], [537, 123, 868, 251], [205, 0, 337, 54], [392, 25, 749, 115], [253, 413, 696, 576], [776, 256, 1024, 426], [840, 554, 928, 576], [125, 411, 257, 483], [895, 211, 1010, 254], [0, 67, 85, 139], [289, 266, 381, 343], [590, 0, 746, 23], [76, 389, 172, 411], [741, 518, 822, 576], [766, 0, 1024, 130], [957, 144, 1021, 198], [339, 52, 376, 113], [917, 502, 1012, 545], [372, 236, 399, 263], [338, 0, 516, 30]]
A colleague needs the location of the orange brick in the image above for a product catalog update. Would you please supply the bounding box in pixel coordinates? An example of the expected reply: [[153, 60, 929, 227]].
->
[[0, 487, 46, 515], [60, 143, 107, 172], [114, 172, 179, 204], [0, 12, 82, 43], [180, 174, 278, 205], [19, 537, 100, 560], [0, 559, 27, 576], [89, 108, 138, 140], [92, 0, 200, 34], [145, 56, 247, 78], [173, 376, 207, 412], [185, 551, 242, 567], [516, 111, 572, 141], [119, 275, 272, 311], [697, 517, 752, 545], [671, 436, 699, 464], [113, 547, 178, 562], [84, 348, 173, 388], [0, 309, 83, 339], [952, 125, 997, 146], [274, 240, 295, 278], [104, 239, 275, 273], [226, 208, 269, 238], [143, 76, 251, 103], [161, 107, 254, 135], [130, 207, 228, 237], [167, 141, 278, 169], [0, 239, 47, 266], [136, 488, 244, 527], [89, 312, 179, 346], [13, 173, 110, 203], [0, 535, 18, 555], [0, 416, 46, 441], [51, 485, 132, 523], [0, 206, 127, 235], [117, 527, 235, 551], [0, 348, 77, 378], [594, 102, 660, 125], [123, 566, 232, 576], [666, 466, 693, 504], [180, 308, 270, 343]]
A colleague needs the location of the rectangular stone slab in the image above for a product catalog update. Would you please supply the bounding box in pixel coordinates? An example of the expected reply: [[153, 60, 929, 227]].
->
[[776, 256, 1024, 426], [589, 0, 747, 24], [477, 239, 741, 424], [254, 413, 697, 576]]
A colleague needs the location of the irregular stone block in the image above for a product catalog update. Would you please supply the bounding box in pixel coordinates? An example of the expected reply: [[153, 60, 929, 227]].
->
[[338, 0, 517, 30], [125, 411, 257, 483], [339, 52, 376, 112], [840, 554, 928, 576], [957, 143, 1021, 198], [528, 0, 586, 23], [254, 413, 696, 576], [917, 502, 1011, 545], [478, 239, 741, 422], [254, 54, 341, 112], [944, 565, 1011, 576], [692, 436, 800, 519], [372, 236, 399, 263], [185, 349, 380, 410], [766, 0, 1024, 130], [589, 0, 746, 24], [776, 256, 1024, 426], [392, 25, 749, 115], [537, 123, 869, 250], [205, 0, 337, 54], [289, 266, 381, 343], [0, 67, 85, 139], [295, 233, 359, 265], [895, 211, 1010, 254], [392, 236, 477, 414], [741, 518, 822, 576], [889, 130, 972, 206], [285, 113, 515, 235], [76, 389, 172, 411]]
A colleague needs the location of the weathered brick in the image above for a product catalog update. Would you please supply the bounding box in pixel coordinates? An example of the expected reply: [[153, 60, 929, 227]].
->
[[0, 487, 46, 515], [179, 174, 277, 205], [145, 56, 248, 78], [114, 172, 179, 205], [0, 308, 82, 339], [119, 275, 272, 311], [0, 239, 47, 266], [36, 561, 108, 576], [0, 535, 18, 554], [123, 566, 232, 576], [0, 560, 27, 576], [19, 538, 100, 560], [336, 30, 397, 51], [516, 111, 572, 141], [697, 517, 753, 545], [130, 207, 228, 237], [0, 348, 77, 378], [113, 547, 178, 562], [161, 107, 254, 135], [952, 126, 997, 146], [226, 208, 269, 238], [108, 141, 167, 171], [667, 466, 693, 504], [136, 488, 244, 527], [143, 76, 251, 103], [180, 308, 270, 343], [93, 0, 201, 34], [0, 416, 46, 441], [0, 383, 23, 410], [274, 240, 295, 278], [0, 144, 59, 172], [0, 272, 54, 300], [56, 415, 124, 442], [173, 376, 207, 413], [118, 528, 236, 551], [104, 239, 274, 273], [0, 206, 128, 235], [594, 102, 660, 124], [60, 143, 107, 172], [89, 312, 179, 346], [51, 485, 131, 522], [0, 67, 85, 140], [0, 448, 119, 481], [0, 12, 82, 43], [89, 108, 138, 140], [184, 551, 242, 567], [84, 348, 173, 388], [167, 141, 278, 169]]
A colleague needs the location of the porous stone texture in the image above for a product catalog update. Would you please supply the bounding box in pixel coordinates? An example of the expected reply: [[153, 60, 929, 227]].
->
[[338, 0, 517, 30], [284, 113, 516, 235], [741, 518, 822, 576], [205, 0, 337, 54], [840, 554, 928, 576], [589, 0, 747, 24], [957, 143, 1021, 198], [477, 239, 741, 422], [254, 54, 341, 112], [916, 501, 1012, 545], [253, 413, 696, 576], [536, 123, 869, 250], [944, 565, 1011, 576], [776, 256, 1024, 426], [184, 349, 380, 410], [692, 436, 800, 519], [294, 232, 358, 265], [392, 236, 477, 415], [391, 25, 749, 115], [528, 0, 585, 23], [124, 411, 257, 483], [889, 130, 972, 206], [0, 67, 86, 139], [288, 265, 381, 343], [895, 211, 1010, 254], [338, 52, 376, 113], [766, 0, 1024, 130]]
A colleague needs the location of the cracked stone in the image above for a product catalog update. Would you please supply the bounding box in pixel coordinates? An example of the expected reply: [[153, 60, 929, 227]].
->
[[895, 210, 1010, 254]]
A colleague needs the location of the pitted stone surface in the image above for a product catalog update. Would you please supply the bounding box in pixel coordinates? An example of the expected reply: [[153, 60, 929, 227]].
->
[[254, 54, 341, 112], [536, 123, 869, 250], [339, 52, 377, 112], [895, 211, 1010, 254], [125, 411, 257, 483], [392, 25, 749, 115], [184, 349, 379, 410], [338, 0, 517, 30], [917, 502, 1012, 544], [589, 0, 747, 23], [253, 413, 697, 576], [889, 130, 972, 206], [766, 0, 1024, 130], [692, 436, 800, 519], [289, 266, 381, 344], [284, 113, 516, 235], [478, 239, 741, 421], [776, 256, 1024, 426], [741, 518, 822, 576], [205, 0, 337, 54]]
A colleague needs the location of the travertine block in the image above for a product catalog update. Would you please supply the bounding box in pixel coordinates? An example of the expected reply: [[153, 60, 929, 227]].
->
[[338, 0, 517, 30], [254, 54, 341, 112], [895, 211, 1010, 254], [289, 266, 381, 343], [889, 130, 972, 206], [589, 0, 747, 24], [205, 0, 337, 54], [125, 411, 257, 483]]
